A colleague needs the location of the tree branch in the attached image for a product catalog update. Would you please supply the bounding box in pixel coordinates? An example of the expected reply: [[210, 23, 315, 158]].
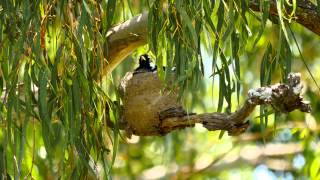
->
[[177, 143, 302, 178], [138, 143, 303, 179], [159, 73, 310, 136], [249, 0, 320, 36], [114, 72, 310, 136], [104, 12, 148, 75], [104, 0, 320, 75]]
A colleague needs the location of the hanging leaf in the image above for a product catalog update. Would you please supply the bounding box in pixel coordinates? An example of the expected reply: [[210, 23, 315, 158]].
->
[[38, 69, 53, 155]]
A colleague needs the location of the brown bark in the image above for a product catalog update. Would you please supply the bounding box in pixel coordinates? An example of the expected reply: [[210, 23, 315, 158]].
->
[[103, 2, 315, 136], [115, 72, 310, 136], [160, 73, 311, 136], [249, 0, 320, 35], [104, 0, 320, 76]]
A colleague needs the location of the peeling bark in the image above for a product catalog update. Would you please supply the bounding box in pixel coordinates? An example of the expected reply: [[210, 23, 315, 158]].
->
[[114, 72, 310, 136]]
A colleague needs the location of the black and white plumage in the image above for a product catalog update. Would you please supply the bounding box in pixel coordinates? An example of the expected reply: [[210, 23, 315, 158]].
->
[[133, 54, 175, 75], [133, 54, 156, 74], [119, 54, 184, 136]]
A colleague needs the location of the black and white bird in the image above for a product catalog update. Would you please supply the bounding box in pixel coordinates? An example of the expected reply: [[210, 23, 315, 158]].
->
[[133, 54, 156, 74], [119, 54, 187, 136], [134, 54, 175, 75]]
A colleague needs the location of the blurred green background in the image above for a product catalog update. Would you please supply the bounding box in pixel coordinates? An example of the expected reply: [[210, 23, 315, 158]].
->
[[1, 0, 320, 179]]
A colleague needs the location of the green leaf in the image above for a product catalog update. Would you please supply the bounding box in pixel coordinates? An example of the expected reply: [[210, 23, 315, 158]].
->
[[231, 32, 240, 103], [180, 9, 198, 48], [23, 65, 32, 117], [311, 157, 320, 178], [276, 0, 290, 44], [259, 106, 267, 142], [253, 0, 270, 47], [0, 75, 3, 97], [217, 70, 225, 112], [106, 0, 116, 29], [222, 1, 235, 42], [82, 0, 92, 17], [216, 0, 225, 33], [38, 69, 53, 155], [72, 76, 81, 136], [289, 25, 320, 92], [218, 130, 225, 139], [204, 2, 218, 37], [260, 43, 272, 86]]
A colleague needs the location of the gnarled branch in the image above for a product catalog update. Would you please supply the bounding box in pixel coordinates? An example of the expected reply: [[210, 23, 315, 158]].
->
[[159, 73, 310, 136], [110, 73, 310, 136]]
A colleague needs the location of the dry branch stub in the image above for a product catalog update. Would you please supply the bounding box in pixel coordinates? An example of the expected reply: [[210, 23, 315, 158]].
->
[[119, 72, 311, 137]]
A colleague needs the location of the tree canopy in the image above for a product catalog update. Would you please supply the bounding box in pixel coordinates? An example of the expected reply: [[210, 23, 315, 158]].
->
[[1, 0, 320, 179]]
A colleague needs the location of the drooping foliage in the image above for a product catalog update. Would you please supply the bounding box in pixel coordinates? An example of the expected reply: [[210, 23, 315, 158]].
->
[[0, 0, 319, 179]]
